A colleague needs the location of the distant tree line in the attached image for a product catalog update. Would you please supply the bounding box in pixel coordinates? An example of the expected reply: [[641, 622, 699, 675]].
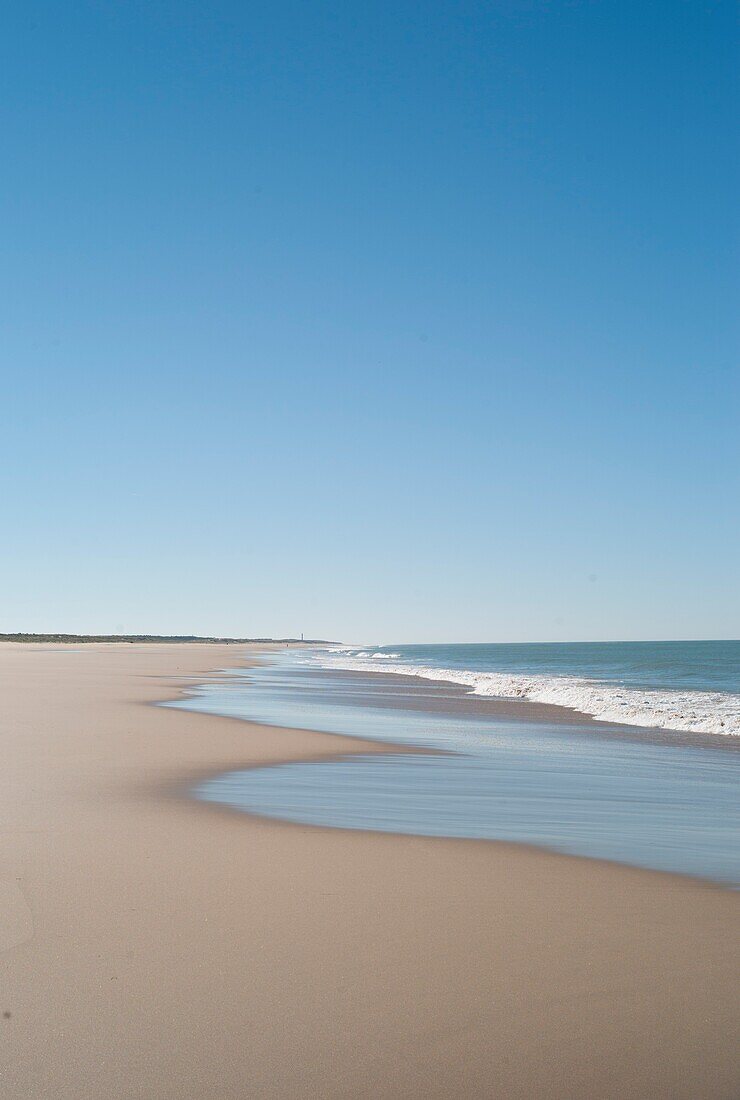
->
[[0, 633, 334, 644]]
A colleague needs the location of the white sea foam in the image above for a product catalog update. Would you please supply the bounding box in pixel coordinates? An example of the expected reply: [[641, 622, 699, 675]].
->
[[310, 650, 740, 737]]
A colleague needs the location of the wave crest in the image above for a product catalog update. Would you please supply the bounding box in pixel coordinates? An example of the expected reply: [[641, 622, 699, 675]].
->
[[315, 652, 739, 737]]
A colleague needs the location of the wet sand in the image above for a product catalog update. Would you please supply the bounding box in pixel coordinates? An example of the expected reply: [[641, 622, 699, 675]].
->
[[1, 642, 738, 1098]]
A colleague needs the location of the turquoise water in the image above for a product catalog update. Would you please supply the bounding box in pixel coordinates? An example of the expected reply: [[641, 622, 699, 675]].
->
[[170, 649, 740, 884], [312, 640, 740, 736], [362, 640, 740, 693]]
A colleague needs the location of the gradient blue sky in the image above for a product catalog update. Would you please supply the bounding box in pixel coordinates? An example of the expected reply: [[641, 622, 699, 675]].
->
[[1, 1, 737, 642]]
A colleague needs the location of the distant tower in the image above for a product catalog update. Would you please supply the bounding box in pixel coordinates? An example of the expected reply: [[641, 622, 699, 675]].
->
[[301, 632, 304, 641]]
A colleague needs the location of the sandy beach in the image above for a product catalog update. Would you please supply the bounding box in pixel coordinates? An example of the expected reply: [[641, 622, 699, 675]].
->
[[1, 642, 738, 1099]]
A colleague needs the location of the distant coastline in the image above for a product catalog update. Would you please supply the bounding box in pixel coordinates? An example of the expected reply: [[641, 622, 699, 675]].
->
[[0, 633, 335, 644]]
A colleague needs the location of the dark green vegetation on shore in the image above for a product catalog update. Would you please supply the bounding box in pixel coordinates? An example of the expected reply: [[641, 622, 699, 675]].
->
[[0, 633, 334, 644]]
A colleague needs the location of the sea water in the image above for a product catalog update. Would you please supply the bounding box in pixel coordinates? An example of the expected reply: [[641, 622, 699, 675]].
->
[[170, 643, 740, 884], [313, 640, 740, 737]]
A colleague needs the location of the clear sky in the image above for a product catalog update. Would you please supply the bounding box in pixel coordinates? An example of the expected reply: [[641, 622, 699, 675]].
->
[[1, 1, 737, 643]]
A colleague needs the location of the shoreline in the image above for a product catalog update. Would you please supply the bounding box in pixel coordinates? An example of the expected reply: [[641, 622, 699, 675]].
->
[[2, 641, 738, 1098], [171, 654, 739, 886], [306, 647, 740, 742], [267, 659, 740, 750]]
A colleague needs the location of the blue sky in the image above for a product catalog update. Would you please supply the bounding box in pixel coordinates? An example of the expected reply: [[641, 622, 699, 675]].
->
[[1, 1, 737, 642]]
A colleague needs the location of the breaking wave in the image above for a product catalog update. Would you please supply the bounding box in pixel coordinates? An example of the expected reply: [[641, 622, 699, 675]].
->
[[311, 650, 740, 737]]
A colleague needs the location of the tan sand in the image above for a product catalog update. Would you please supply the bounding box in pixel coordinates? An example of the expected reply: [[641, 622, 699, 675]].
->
[[1, 642, 737, 1099]]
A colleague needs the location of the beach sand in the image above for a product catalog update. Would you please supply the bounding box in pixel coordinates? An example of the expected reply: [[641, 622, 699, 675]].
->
[[1, 642, 737, 1099]]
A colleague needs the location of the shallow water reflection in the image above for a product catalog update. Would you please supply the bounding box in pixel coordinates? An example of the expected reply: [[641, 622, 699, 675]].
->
[[170, 653, 740, 884]]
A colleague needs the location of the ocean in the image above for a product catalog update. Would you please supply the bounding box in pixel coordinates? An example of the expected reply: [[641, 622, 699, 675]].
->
[[169, 641, 740, 884], [313, 640, 740, 736]]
